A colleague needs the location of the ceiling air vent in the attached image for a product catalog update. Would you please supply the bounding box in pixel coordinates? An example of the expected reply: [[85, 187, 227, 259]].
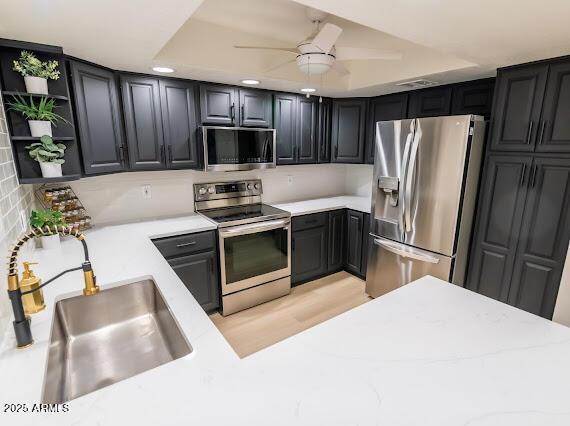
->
[[396, 79, 438, 89]]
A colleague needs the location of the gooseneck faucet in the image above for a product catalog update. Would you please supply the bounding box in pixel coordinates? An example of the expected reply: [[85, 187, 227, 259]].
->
[[6, 226, 99, 348]]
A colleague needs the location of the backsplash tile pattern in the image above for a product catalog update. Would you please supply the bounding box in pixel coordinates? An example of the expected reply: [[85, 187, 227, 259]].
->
[[0, 97, 35, 337]]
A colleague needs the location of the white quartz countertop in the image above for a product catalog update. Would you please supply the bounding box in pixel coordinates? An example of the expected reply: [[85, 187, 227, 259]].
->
[[2, 212, 570, 426], [272, 195, 371, 216]]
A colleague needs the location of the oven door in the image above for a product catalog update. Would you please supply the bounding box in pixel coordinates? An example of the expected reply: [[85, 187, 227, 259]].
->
[[202, 126, 276, 171], [218, 218, 291, 295]]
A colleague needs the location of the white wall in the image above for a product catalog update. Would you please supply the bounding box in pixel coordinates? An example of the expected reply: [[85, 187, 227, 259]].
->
[[70, 164, 366, 225]]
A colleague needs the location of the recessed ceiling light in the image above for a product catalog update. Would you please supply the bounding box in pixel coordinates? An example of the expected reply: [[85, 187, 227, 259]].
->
[[152, 66, 174, 73], [241, 79, 260, 85], [301, 88, 316, 93]]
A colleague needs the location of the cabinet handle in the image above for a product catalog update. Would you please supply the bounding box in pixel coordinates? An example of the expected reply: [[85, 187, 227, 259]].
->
[[241, 104, 244, 122], [119, 145, 125, 162], [538, 121, 547, 145], [334, 145, 339, 160], [168, 145, 173, 163], [526, 120, 534, 144], [160, 145, 166, 162], [231, 103, 235, 121], [530, 164, 538, 188], [176, 241, 196, 248], [519, 163, 526, 186]]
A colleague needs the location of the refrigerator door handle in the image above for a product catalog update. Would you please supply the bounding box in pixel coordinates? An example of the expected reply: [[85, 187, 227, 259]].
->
[[404, 121, 422, 233], [399, 126, 415, 233], [373, 237, 440, 264]]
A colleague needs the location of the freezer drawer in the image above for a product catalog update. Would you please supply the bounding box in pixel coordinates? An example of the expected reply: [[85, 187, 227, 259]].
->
[[365, 236, 453, 298]]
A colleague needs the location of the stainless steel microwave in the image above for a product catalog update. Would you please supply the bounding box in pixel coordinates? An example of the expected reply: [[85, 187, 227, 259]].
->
[[200, 126, 276, 172]]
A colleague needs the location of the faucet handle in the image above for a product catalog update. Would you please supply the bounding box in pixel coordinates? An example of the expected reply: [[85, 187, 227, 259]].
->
[[22, 262, 39, 279]]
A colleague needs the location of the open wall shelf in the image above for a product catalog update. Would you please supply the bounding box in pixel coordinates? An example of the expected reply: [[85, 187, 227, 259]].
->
[[0, 39, 81, 184]]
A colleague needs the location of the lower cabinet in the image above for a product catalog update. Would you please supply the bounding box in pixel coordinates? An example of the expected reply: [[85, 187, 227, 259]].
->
[[292, 223, 328, 285], [345, 210, 370, 277], [153, 230, 220, 312], [327, 210, 346, 273]]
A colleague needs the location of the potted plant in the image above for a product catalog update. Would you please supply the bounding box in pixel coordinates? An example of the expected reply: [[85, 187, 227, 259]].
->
[[30, 209, 68, 249], [25, 135, 66, 178], [6, 95, 67, 137], [12, 50, 60, 94]]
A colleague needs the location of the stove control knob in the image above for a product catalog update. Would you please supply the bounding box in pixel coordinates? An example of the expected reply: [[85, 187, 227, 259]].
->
[[198, 187, 207, 195], [247, 183, 253, 190], [254, 183, 261, 190], [207, 187, 215, 194]]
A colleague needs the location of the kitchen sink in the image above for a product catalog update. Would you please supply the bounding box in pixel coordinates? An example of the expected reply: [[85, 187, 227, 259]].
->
[[42, 278, 192, 403]]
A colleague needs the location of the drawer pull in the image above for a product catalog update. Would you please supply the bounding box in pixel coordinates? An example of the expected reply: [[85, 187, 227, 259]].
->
[[176, 242, 196, 248]]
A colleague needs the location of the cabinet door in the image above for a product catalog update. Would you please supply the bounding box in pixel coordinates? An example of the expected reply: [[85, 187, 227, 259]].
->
[[536, 61, 570, 153], [296, 96, 318, 163], [451, 78, 495, 118], [274, 93, 297, 164], [327, 209, 346, 273], [121, 75, 165, 170], [168, 251, 220, 312], [71, 62, 126, 174], [345, 210, 364, 275], [199, 84, 236, 125], [407, 86, 452, 118], [489, 65, 548, 152], [317, 97, 332, 163], [239, 89, 272, 127], [159, 79, 199, 169], [331, 99, 367, 163], [466, 155, 533, 301], [366, 93, 408, 164], [292, 226, 328, 285], [507, 158, 570, 319], [361, 213, 370, 276]]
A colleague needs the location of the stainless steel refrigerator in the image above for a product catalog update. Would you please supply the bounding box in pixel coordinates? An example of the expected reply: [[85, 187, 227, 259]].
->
[[365, 115, 486, 298]]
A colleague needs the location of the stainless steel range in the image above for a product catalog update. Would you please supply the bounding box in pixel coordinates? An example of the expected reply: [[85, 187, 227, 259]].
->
[[194, 179, 291, 315]]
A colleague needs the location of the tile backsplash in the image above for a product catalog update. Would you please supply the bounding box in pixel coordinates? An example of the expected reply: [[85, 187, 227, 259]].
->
[[0, 96, 35, 337]]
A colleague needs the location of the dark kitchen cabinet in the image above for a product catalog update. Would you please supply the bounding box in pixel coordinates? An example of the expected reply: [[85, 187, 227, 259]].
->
[[451, 78, 495, 118], [536, 60, 570, 153], [408, 86, 452, 118], [467, 155, 533, 301], [361, 213, 370, 277], [506, 158, 570, 318], [331, 98, 367, 163], [317, 97, 332, 163], [70, 61, 126, 174], [273, 93, 318, 164], [345, 210, 365, 275], [489, 64, 548, 152], [239, 88, 272, 127], [365, 93, 408, 164], [296, 96, 318, 163], [121, 75, 165, 170], [199, 84, 237, 125], [327, 209, 346, 273], [291, 213, 328, 285], [159, 79, 200, 169], [168, 251, 220, 312]]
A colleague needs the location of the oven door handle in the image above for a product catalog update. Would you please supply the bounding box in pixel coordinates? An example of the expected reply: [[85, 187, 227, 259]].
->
[[219, 219, 290, 237]]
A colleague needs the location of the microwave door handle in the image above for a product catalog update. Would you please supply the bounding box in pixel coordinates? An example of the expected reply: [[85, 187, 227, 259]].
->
[[373, 238, 439, 264], [400, 126, 414, 234], [404, 121, 421, 233]]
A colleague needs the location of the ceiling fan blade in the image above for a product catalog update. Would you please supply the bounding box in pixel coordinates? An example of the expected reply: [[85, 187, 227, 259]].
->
[[335, 47, 402, 60], [331, 61, 349, 76], [312, 23, 342, 54], [264, 58, 297, 73], [234, 46, 298, 54]]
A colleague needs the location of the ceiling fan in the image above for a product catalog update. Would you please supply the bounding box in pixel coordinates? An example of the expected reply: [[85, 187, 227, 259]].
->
[[234, 8, 402, 77]]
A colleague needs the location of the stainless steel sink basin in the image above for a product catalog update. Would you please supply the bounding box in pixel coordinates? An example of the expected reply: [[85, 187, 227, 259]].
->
[[42, 278, 192, 403]]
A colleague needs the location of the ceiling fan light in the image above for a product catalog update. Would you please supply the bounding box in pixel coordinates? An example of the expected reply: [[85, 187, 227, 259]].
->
[[241, 79, 260, 85], [296, 53, 334, 75]]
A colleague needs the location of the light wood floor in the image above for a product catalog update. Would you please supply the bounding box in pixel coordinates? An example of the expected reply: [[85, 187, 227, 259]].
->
[[210, 271, 371, 358]]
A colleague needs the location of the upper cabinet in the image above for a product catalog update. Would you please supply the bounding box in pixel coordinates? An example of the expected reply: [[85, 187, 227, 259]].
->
[[199, 84, 272, 127], [407, 86, 452, 118], [331, 98, 367, 163], [159, 79, 200, 169], [121, 75, 165, 170], [365, 93, 408, 164], [273, 93, 319, 164], [451, 78, 495, 118], [489, 64, 548, 152], [70, 61, 126, 175]]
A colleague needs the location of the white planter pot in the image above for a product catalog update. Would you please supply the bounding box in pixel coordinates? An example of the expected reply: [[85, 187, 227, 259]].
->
[[41, 234, 60, 250], [28, 120, 52, 137], [24, 76, 48, 94], [39, 162, 62, 178]]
